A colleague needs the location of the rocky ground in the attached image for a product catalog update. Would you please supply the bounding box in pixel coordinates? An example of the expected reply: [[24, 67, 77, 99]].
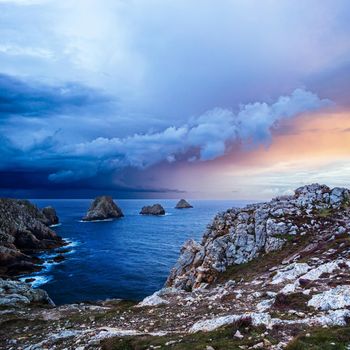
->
[[1, 184, 350, 349]]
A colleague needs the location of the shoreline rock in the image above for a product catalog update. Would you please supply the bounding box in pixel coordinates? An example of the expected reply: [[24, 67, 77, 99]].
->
[[140, 204, 165, 216], [0, 198, 64, 277], [175, 199, 193, 209], [82, 196, 124, 221]]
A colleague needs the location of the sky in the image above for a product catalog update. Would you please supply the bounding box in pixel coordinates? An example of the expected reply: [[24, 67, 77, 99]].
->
[[0, 0, 350, 199]]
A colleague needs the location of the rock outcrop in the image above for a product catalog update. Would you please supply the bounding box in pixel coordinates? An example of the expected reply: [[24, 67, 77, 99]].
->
[[166, 184, 350, 290], [175, 199, 193, 209], [41, 206, 59, 226], [0, 278, 54, 307], [0, 199, 64, 277], [140, 204, 165, 216], [82, 196, 124, 221]]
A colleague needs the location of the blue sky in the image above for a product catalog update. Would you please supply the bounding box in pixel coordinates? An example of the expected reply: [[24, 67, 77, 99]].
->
[[0, 0, 350, 198]]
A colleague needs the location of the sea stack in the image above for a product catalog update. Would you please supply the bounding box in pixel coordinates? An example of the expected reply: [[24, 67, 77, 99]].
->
[[41, 206, 59, 226], [175, 199, 193, 209], [82, 196, 124, 221], [140, 204, 165, 216]]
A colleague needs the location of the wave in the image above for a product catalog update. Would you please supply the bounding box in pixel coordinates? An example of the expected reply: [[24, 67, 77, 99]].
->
[[20, 275, 53, 288], [49, 223, 62, 228], [78, 218, 114, 222]]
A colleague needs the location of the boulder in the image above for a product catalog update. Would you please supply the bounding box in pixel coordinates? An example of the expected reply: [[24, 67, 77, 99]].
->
[[140, 204, 165, 216], [0, 278, 54, 307], [82, 196, 124, 221], [41, 206, 59, 226], [175, 199, 193, 209]]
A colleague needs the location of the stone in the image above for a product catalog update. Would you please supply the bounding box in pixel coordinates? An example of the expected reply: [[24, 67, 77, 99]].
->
[[140, 204, 165, 216], [82, 196, 124, 221], [0, 198, 64, 276], [307, 286, 350, 310], [271, 263, 310, 285], [41, 206, 59, 226], [175, 199, 193, 209], [137, 292, 169, 307], [0, 278, 54, 307]]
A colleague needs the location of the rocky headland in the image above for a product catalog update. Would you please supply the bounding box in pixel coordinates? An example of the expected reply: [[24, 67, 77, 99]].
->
[[175, 199, 193, 209], [1, 184, 350, 349], [82, 196, 124, 221], [0, 199, 64, 277], [140, 204, 165, 216]]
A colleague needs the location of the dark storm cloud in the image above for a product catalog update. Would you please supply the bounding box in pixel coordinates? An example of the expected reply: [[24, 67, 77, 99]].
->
[[0, 73, 112, 117]]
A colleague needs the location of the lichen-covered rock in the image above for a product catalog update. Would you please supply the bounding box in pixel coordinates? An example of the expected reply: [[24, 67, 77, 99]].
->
[[166, 183, 350, 290], [308, 286, 350, 311], [175, 199, 193, 209], [82, 196, 124, 221], [0, 198, 64, 277], [0, 278, 54, 307], [140, 204, 165, 216]]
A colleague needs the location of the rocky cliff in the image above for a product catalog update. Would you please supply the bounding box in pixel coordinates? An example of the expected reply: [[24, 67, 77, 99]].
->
[[167, 184, 350, 290], [1, 184, 350, 350], [0, 198, 64, 277]]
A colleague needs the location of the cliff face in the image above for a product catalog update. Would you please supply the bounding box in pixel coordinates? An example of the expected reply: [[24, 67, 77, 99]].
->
[[0, 198, 64, 277], [166, 184, 350, 290]]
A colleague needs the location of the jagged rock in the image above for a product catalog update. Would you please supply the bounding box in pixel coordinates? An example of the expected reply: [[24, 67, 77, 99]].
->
[[0, 278, 54, 307], [271, 263, 311, 285], [82, 196, 124, 221], [175, 199, 193, 209], [308, 286, 350, 310], [166, 183, 350, 290], [41, 206, 59, 226], [140, 204, 165, 216], [0, 198, 64, 276], [137, 291, 170, 307]]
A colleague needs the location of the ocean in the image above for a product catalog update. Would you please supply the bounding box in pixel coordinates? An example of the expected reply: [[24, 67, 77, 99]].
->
[[23, 199, 252, 305]]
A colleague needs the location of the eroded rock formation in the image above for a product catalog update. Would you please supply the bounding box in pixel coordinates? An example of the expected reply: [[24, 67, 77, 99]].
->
[[166, 184, 350, 290], [175, 199, 193, 209], [82, 196, 124, 221], [140, 204, 165, 216], [0, 199, 64, 277]]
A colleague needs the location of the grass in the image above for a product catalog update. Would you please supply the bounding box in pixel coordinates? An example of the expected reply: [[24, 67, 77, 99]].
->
[[286, 326, 350, 350], [102, 324, 276, 350], [216, 234, 313, 284], [316, 208, 334, 218], [271, 292, 310, 312]]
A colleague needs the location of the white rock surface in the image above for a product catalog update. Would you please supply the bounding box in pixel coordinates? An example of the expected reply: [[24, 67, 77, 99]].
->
[[308, 286, 350, 310]]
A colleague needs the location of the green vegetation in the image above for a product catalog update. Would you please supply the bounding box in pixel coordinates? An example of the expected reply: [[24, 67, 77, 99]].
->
[[272, 292, 310, 312], [216, 234, 312, 284], [316, 208, 333, 218], [102, 324, 276, 350], [286, 326, 350, 350]]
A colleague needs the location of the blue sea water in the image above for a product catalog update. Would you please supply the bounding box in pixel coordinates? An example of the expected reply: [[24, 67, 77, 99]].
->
[[23, 199, 252, 305]]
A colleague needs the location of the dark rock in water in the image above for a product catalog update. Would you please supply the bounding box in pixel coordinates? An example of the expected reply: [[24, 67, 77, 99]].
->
[[140, 204, 165, 216], [41, 206, 59, 226], [175, 199, 193, 209], [82, 196, 124, 221], [52, 254, 65, 263], [0, 198, 64, 277]]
